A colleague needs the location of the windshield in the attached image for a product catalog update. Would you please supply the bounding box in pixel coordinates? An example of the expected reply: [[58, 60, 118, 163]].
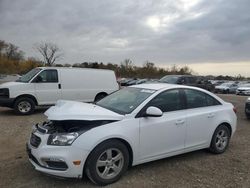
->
[[16, 68, 41, 83], [96, 87, 156, 115], [159, 76, 179, 84]]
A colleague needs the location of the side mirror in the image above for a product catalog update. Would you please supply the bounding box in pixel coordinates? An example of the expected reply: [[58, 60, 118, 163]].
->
[[145, 106, 163, 117]]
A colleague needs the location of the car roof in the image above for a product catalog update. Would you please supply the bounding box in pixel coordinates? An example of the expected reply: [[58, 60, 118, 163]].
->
[[130, 83, 226, 104], [38, 67, 114, 72], [130, 83, 190, 90]]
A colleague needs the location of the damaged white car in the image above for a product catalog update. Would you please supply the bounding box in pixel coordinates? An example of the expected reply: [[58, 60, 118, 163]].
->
[[27, 84, 237, 185]]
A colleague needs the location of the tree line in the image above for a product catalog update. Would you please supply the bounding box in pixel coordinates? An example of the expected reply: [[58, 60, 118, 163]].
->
[[0, 40, 42, 74], [0, 39, 248, 80]]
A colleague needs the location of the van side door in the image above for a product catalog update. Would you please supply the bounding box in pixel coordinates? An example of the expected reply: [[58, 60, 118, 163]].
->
[[32, 69, 61, 105]]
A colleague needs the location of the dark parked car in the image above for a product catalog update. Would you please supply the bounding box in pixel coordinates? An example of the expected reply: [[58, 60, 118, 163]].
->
[[245, 98, 250, 119], [159, 75, 215, 91]]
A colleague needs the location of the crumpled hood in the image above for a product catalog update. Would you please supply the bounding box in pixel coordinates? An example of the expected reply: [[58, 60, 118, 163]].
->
[[0, 81, 25, 88], [45, 100, 124, 121]]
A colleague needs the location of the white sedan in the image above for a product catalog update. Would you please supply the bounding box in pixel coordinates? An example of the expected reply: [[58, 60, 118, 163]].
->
[[27, 84, 237, 185]]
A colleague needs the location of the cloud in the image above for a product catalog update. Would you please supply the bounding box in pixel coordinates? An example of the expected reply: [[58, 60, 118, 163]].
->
[[0, 0, 250, 69]]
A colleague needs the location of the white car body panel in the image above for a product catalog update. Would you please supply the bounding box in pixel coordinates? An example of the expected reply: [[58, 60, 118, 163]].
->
[[27, 83, 237, 178], [138, 110, 186, 160]]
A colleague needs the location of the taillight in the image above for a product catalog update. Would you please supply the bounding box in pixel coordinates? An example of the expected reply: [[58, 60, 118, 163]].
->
[[233, 107, 237, 114]]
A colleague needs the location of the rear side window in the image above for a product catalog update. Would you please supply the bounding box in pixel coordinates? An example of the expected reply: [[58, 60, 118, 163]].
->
[[184, 89, 221, 109], [148, 89, 183, 112], [37, 70, 58, 83], [206, 94, 221, 106]]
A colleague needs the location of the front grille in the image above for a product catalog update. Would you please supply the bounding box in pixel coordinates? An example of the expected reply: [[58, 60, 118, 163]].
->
[[30, 133, 41, 148]]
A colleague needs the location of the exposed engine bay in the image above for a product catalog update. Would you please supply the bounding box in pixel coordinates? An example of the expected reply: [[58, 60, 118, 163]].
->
[[35, 120, 117, 134]]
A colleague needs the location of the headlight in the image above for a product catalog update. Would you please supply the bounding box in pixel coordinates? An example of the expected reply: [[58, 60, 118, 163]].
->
[[247, 97, 250, 102], [47, 132, 79, 146]]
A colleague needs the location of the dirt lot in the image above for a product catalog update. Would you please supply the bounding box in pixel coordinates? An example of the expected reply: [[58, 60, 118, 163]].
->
[[0, 94, 249, 188]]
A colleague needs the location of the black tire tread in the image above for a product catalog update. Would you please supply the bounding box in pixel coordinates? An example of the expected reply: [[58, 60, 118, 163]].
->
[[85, 139, 129, 186], [209, 124, 230, 154], [14, 97, 35, 115]]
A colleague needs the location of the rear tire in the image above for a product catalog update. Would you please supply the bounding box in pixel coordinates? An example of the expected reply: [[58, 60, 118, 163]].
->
[[209, 125, 230, 154], [14, 97, 35, 115], [85, 140, 129, 186]]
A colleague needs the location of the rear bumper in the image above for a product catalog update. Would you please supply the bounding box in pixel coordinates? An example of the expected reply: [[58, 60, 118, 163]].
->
[[0, 97, 14, 107]]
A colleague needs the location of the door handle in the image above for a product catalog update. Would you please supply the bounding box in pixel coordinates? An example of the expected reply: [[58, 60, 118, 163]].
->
[[207, 113, 215, 118], [175, 119, 185, 125], [58, 84, 61, 89]]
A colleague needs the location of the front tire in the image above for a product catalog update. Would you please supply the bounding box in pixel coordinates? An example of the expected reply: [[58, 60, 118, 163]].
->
[[85, 140, 129, 186], [14, 97, 35, 115], [209, 125, 230, 154]]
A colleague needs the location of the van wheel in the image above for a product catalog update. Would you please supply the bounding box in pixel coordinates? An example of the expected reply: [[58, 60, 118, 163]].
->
[[85, 140, 129, 186], [14, 97, 35, 115], [94, 93, 107, 102], [209, 125, 230, 154]]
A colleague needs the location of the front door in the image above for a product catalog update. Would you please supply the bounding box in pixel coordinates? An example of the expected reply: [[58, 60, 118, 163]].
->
[[33, 69, 61, 105], [138, 89, 186, 160]]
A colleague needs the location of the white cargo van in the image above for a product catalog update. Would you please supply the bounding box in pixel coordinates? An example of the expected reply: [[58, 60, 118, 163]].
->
[[0, 67, 119, 114]]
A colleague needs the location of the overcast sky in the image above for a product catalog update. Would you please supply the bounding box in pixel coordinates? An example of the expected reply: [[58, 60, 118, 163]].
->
[[0, 0, 250, 76]]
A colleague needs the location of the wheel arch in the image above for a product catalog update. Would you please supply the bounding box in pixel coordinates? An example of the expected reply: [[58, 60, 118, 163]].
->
[[210, 122, 233, 144], [14, 94, 38, 106], [218, 122, 232, 137], [85, 137, 134, 168]]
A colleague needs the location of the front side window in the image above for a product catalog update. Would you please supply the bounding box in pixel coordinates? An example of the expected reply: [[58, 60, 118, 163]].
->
[[17, 68, 41, 83], [35, 70, 58, 83], [184, 89, 221, 109], [147, 89, 183, 112]]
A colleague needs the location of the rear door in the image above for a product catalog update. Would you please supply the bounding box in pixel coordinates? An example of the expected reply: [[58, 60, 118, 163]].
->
[[183, 89, 222, 149], [33, 69, 61, 105]]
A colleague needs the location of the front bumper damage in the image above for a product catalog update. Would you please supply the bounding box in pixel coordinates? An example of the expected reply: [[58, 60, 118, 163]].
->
[[26, 131, 90, 178]]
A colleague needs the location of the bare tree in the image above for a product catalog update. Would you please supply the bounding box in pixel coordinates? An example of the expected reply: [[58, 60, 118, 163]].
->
[[5, 43, 24, 61], [35, 42, 62, 66]]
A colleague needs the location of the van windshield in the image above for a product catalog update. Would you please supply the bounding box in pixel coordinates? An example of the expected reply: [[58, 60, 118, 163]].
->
[[16, 68, 41, 83], [96, 87, 156, 115]]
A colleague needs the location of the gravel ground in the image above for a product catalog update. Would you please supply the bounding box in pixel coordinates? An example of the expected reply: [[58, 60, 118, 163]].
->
[[0, 94, 249, 188]]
